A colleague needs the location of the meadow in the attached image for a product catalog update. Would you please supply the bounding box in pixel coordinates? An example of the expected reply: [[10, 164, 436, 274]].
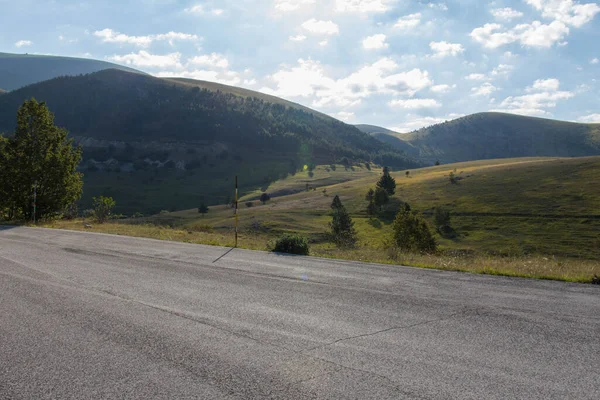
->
[[42, 157, 600, 283]]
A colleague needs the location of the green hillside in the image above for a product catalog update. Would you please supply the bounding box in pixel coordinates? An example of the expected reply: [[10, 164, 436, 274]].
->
[[46, 157, 600, 281], [364, 113, 600, 164], [0, 69, 418, 214], [0, 52, 143, 91], [354, 124, 401, 135]]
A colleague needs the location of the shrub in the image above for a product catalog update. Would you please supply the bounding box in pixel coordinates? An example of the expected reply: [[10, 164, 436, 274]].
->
[[392, 204, 437, 253], [272, 234, 310, 255], [245, 201, 253, 207], [63, 202, 78, 220], [434, 207, 451, 228], [92, 196, 116, 223], [260, 192, 271, 204]]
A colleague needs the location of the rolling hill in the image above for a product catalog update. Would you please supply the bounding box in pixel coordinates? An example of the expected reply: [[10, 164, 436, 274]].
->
[[0, 69, 417, 214], [0, 52, 143, 91], [360, 113, 600, 164]]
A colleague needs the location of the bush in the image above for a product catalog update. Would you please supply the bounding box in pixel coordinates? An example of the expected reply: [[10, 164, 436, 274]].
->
[[245, 201, 253, 207], [92, 196, 116, 223], [272, 234, 310, 255], [392, 203, 436, 253]]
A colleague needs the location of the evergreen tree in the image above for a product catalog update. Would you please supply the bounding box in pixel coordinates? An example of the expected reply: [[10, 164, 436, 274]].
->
[[329, 198, 357, 246], [365, 188, 374, 202], [392, 204, 436, 253], [373, 187, 389, 211], [366, 198, 377, 217], [0, 99, 82, 220], [198, 203, 209, 216], [260, 192, 271, 204], [376, 166, 396, 195], [330, 195, 343, 210]]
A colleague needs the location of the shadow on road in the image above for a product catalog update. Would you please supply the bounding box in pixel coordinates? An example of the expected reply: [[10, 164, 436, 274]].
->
[[0, 225, 18, 232]]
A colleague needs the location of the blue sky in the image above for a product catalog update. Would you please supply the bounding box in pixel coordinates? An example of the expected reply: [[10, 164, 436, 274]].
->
[[1, 0, 599, 131]]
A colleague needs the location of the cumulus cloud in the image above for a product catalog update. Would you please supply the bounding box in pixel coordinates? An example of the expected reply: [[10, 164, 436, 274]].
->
[[394, 13, 421, 30], [465, 73, 487, 81], [334, 0, 395, 13], [156, 69, 241, 86], [491, 64, 514, 77], [527, 78, 561, 92], [492, 77, 574, 116], [525, 0, 600, 27], [391, 114, 464, 133], [578, 113, 600, 122], [301, 19, 339, 35], [430, 84, 455, 93], [108, 51, 183, 68], [591, 58, 599, 64], [289, 34, 307, 41], [362, 34, 388, 49], [188, 53, 229, 68], [184, 4, 224, 15], [470, 21, 569, 48], [471, 82, 497, 96], [273, 0, 315, 12], [15, 40, 32, 47], [388, 98, 441, 109], [94, 29, 198, 47], [427, 2, 448, 11], [334, 111, 355, 121], [261, 58, 433, 109], [429, 41, 464, 57], [490, 7, 524, 21]]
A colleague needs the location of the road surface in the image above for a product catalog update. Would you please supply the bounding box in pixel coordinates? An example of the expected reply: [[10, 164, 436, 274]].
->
[[1, 226, 598, 399]]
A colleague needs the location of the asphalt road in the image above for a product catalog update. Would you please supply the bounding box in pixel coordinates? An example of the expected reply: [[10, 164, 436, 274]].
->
[[1, 226, 598, 399]]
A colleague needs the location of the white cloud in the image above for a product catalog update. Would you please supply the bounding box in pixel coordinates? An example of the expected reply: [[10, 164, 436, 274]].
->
[[493, 78, 574, 116], [261, 58, 432, 109], [430, 84, 455, 93], [429, 41, 464, 57], [274, 0, 315, 12], [184, 4, 225, 15], [301, 19, 339, 35], [490, 7, 524, 20], [527, 78, 561, 92], [470, 21, 569, 48], [578, 113, 600, 123], [156, 69, 241, 86], [188, 53, 229, 68], [94, 29, 198, 47], [319, 40, 329, 46], [524, 0, 600, 27], [471, 82, 498, 96], [465, 73, 487, 81], [427, 2, 448, 11], [334, 111, 355, 121], [289, 34, 307, 41], [362, 34, 388, 49], [15, 40, 32, 48], [388, 98, 441, 108], [394, 13, 421, 29], [491, 64, 514, 77], [334, 0, 395, 13], [108, 51, 183, 68], [591, 58, 599, 64], [391, 114, 463, 133]]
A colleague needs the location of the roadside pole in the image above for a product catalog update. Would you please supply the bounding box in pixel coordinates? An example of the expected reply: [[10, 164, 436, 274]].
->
[[235, 176, 238, 247], [33, 181, 37, 225]]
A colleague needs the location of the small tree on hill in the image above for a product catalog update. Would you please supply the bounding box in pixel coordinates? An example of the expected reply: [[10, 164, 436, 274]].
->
[[434, 207, 451, 229], [392, 204, 436, 253], [260, 192, 271, 205], [374, 187, 389, 211], [365, 188, 374, 203], [330, 195, 343, 210], [377, 166, 396, 195], [405, 171, 410, 177], [198, 203, 209, 216], [93, 196, 116, 223], [329, 198, 357, 247], [435, 160, 441, 166]]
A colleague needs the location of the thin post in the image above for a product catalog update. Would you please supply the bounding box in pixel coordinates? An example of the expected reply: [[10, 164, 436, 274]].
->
[[33, 181, 37, 225], [235, 175, 238, 247]]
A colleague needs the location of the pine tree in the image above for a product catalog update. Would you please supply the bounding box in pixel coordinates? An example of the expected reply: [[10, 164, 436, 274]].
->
[[373, 187, 389, 211], [0, 99, 82, 220], [329, 197, 357, 246], [330, 195, 343, 210], [260, 192, 271, 204], [392, 204, 436, 253], [376, 166, 396, 195], [365, 188, 375, 202], [198, 203, 209, 216]]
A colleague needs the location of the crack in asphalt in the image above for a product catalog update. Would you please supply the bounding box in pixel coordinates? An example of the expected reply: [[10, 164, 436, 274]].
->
[[303, 308, 474, 353]]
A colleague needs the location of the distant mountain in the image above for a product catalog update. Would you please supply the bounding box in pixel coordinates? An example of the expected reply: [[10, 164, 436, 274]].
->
[[365, 112, 600, 164], [0, 88, 6, 95], [0, 52, 143, 91], [354, 124, 401, 136], [0, 69, 418, 213]]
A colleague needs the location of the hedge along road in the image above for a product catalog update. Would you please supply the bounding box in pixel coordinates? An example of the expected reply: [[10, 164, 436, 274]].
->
[[0, 226, 598, 399]]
